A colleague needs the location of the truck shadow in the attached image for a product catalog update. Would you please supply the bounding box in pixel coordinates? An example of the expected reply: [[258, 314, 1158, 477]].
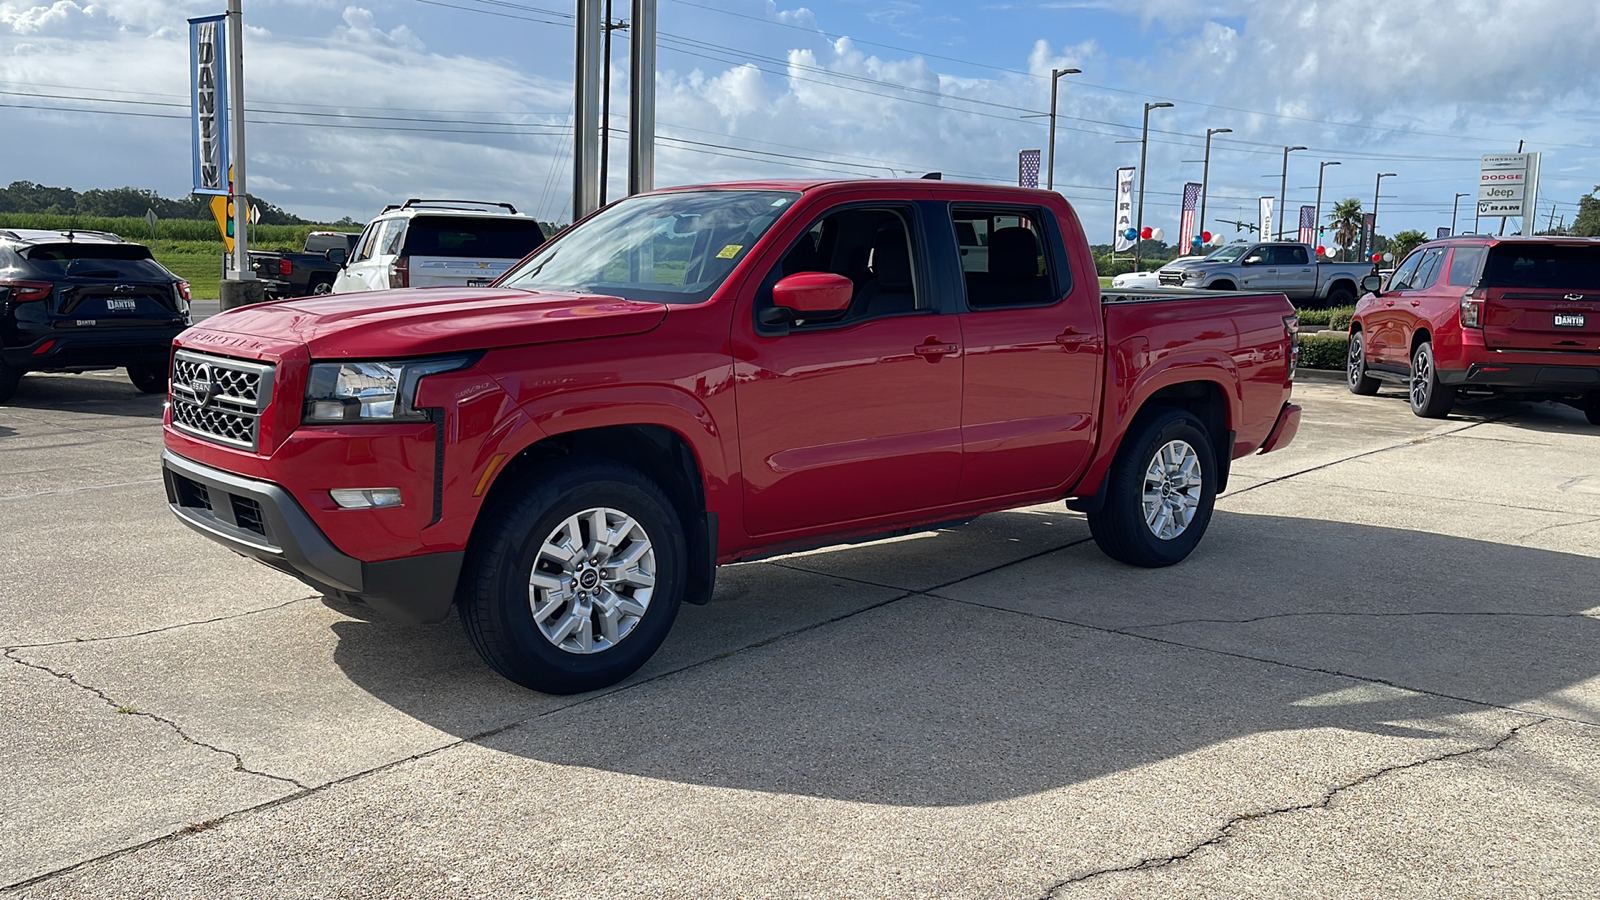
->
[[327, 510, 1600, 807], [1363, 387, 1599, 437]]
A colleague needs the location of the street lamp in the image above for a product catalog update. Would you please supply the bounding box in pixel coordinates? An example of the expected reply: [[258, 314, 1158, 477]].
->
[[1045, 67, 1081, 191], [1277, 145, 1306, 240], [1135, 101, 1174, 270], [1198, 127, 1231, 244], [1314, 160, 1340, 253], [1451, 192, 1470, 236], [1369, 172, 1397, 260]]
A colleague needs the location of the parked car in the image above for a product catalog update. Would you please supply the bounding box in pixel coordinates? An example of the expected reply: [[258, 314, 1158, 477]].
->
[[1113, 256, 1205, 289], [0, 228, 190, 403], [161, 179, 1302, 694], [246, 231, 360, 298], [331, 199, 547, 294], [1348, 235, 1600, 422], [1162, 242, 1372, 307]]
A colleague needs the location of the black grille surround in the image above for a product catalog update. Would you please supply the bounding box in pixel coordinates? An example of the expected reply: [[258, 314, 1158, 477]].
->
[[169, 350, 275, 451], [1158, 271, 1185, 286]]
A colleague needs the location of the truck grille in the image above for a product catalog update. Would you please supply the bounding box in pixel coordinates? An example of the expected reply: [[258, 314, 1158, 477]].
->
[[1158, 271, 1184, 286], [169, 350, 275, 451]]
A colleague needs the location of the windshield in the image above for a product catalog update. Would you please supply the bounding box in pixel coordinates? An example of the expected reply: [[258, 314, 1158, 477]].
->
[[1204, 245, 1249, 263], [500, 190, 799, 304]]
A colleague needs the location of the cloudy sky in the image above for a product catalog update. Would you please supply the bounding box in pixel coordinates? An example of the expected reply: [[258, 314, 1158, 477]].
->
[[3, 0, 1597, 241]]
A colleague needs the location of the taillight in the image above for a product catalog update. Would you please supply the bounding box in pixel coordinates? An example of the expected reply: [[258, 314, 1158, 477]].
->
[[0, 280, 53, 302], [1284, 314, 1299, 380], [1460, 288, 1486, 328], [389, 256, 409, 289], [176, 281, 192, 301], [278, 259, 293, 276]]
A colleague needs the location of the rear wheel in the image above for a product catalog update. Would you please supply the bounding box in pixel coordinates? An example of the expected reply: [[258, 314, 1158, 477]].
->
[[458, 459, 686, 694], [126, 363, 168, 394], [1584, 394, 1600, 426], [310, 278, 334, 295], [0, 362, 20, 404], [1326, 283, 1357, 307], [1409, 341, 1454, 418], [1347, 330, 1380, 395], [1088, 409, 1217, 568]]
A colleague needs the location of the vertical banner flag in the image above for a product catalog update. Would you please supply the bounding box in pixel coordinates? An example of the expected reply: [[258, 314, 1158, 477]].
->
[[1113, 167, 1136, 251], [1437, 226, 1451, 239], [1177, 182, 1201, 251], [1361, 213, 1376, 259], [1018, 150, 1041, 189], [1258, 197, 1274, 242], [189, 15, 229, 195], [1298, 205, 1316, 245]]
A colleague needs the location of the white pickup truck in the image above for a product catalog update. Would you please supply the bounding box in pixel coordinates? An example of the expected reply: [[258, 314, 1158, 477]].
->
[[1159, 242, 1373, 307]]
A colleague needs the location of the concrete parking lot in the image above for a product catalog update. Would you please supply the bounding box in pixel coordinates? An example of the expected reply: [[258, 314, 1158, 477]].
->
[[2, 368, 1598, 898]]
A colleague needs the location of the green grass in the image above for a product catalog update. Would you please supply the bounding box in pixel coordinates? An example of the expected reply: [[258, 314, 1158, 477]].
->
[[151, 240, 227, 300]]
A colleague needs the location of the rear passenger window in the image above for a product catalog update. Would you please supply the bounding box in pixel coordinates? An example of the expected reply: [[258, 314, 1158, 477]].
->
[[1412, 247, 1446, 290], [950, 207, 1061, 309], [1446, 247, 1486, 286]]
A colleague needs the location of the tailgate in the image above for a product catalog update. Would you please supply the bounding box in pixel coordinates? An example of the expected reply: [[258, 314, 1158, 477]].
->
[[56, 283, 182, 324], [1481, 243, 1600, 351], [408, 256, 516, 288]]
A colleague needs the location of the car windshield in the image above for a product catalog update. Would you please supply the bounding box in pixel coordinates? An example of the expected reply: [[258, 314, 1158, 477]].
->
[[500, 190, 799, 304], [1204, 245, 1249, 262], [22, 243, 170, 279]]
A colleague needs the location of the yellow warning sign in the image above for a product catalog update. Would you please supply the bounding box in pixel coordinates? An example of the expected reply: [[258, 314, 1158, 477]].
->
[[716, 244, 743, 259]]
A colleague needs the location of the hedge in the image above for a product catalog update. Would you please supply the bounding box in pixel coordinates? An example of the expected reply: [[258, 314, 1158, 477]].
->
[[1294, 305, 1354, 332], [1297, 332, 1349, 370]]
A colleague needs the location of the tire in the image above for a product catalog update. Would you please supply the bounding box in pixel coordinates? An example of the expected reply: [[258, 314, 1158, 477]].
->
[[1409, 341, 1454, 419], [0, 362, 20, 404], [1588, 406, 1600, 427], [1088, 409, 1218, 568], [458, 459, 686, 694], [1326, 283, 1356, 306], [310, 279, 333, 295], [1347, 329, 1380, 395], [126, 363, 168, 395], [1208, 281, 1236, 291]]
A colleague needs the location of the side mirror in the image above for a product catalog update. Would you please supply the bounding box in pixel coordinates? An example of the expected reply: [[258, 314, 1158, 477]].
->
[[773, 272, 853, 319], [325, 248, 349, 266], [1361, 274, 1383, 295], [1242, 255, 1264, 266]]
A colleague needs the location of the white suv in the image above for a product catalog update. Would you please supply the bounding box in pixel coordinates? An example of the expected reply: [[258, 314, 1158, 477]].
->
[[331, 199, 548, 294]]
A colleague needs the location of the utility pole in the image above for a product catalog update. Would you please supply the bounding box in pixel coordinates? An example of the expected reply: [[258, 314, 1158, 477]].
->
[[1276, 145, 1306, 240], [1314, 160, 1340, 252], [1045, 67, 1080, 191], [572, 0, 601, 219], [1199, 127, 1231, 242], [597, 0, 628, 207], [627, 0, 656, 196], [1548, 202, 1559, 233], [1135, 101, 1173, 271], [217, 0, 260, 310], [1451, 192, 1468, 235], [1370, 172, 1396, 261]]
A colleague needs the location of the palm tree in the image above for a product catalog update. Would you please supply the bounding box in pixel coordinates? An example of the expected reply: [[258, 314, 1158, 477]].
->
[[1329, 198, 1364, 262]]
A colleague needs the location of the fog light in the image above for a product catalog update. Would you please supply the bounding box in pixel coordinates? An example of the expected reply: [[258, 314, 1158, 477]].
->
[[330, 488, 403, 509]]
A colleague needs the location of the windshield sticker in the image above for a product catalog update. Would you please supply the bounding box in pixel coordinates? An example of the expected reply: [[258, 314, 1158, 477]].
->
[[716, 244, 744, 259]]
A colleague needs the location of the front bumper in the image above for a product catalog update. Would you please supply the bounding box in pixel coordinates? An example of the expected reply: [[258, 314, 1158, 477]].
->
[[3, 326, 184, 370], [1438, 362, 1600, 391], [162, 449, 462, 623]]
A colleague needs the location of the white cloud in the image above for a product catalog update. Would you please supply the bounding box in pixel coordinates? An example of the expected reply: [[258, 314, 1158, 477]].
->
[[764, 0, 816, 30], [1, 0, 90, 35]]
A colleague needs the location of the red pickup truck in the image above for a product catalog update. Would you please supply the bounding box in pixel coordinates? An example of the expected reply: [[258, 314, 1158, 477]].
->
[[161, 180, 1301, 693], [1347, 235, 1600, 421]]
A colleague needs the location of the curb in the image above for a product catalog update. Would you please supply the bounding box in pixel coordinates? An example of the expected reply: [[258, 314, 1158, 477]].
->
[[1295, 367, 1346, 384]]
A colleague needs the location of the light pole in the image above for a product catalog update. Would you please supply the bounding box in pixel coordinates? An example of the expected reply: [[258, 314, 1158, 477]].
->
[[1045, 67, 1080, 191], [1198, 127, 1230, 243], [1314, 160, 1340, 253], [1277, 145, 1306, 240], [1369, 172, 1397, 261], [1451, 192, 1469, 235], [1135, 101, 1174, 270]]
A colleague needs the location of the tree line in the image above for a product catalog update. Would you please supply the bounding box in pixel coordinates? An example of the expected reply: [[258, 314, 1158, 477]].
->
[[0, 181, 337, 226]]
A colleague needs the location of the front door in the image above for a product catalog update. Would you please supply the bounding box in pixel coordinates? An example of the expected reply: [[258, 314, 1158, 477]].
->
[[732, 198, 964, 536]]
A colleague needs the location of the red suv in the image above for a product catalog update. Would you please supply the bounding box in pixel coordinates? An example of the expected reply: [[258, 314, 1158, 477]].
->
[[1347, 236, 1600, 422]]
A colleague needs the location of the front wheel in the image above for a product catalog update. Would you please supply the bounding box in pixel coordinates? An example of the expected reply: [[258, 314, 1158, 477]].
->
[[0, 361, 20, 404], [1409, 341, 1454, 418], [458, 459, 686, 694], [126, 363, 168, 395], [1088, 409, 1218, 568], [1347, 330, 1380, 395]]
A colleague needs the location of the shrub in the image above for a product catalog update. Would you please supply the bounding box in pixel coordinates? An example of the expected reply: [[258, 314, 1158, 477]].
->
[[1294, 305, 1354, 332], [1297, 332, 1349, 370]]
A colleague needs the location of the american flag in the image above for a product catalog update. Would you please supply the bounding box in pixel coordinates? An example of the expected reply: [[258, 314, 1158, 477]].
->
[[1018, 150, 1041, 189], [1177, 182, 1201, 250], [1298, 205, 1316, 244]]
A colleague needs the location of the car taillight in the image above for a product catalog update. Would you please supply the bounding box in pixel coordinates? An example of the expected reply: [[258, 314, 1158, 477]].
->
[[389, 257, 409, 289], [1460, 288, 1486, 328], [278, 259, 293, 276], [177, 281, 192, 301], [0, 280, 53, 302], [1284, 314, 1299, 380]]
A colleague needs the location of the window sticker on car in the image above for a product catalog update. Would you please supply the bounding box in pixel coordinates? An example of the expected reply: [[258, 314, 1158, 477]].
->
[[716, 244, 744, 259]]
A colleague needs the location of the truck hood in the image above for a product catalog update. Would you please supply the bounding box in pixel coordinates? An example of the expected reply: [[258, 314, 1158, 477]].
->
[[196, 287, 669, 358]]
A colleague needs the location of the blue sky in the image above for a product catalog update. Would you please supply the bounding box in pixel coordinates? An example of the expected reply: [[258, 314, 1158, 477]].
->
[[2, 0, 1597, 244]]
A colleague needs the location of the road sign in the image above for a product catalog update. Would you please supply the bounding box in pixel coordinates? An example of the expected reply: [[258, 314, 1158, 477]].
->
[[249, 204, 260, 225], [143, 208, 158, 240]]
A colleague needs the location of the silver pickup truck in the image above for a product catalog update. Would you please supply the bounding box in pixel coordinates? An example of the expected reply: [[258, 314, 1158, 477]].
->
[[1158, 242, 1373, 307]]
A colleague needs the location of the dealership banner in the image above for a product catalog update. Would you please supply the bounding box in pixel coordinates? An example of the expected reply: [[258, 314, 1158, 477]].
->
[[1018, 150, 1040, 189], [1477, 152, 1540, 222], [1437, 226, 1451, 239], [189, 15, 230, 195], [1113, 167, 1136, 251], [1258, 196, 1274, 243]]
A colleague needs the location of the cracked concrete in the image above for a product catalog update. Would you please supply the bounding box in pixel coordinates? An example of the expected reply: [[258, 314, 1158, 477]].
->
[[4, 379, 1600, 896]]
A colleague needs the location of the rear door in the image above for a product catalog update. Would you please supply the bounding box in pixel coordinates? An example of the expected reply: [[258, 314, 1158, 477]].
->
[[1480, 242, 1600, 352], [400, 216, 547, 288], [1273, 245, 1315, 299]]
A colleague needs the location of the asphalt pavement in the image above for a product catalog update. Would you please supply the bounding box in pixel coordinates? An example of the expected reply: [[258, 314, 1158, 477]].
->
[[2, 374, 1597, 898]]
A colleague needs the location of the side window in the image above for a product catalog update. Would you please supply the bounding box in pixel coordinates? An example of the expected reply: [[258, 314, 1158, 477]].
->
[[1412, 247, 1447, 290], [349, 223, 378, 264], [1446, 246, 1486, 286], [1280, 245, 1309, 265], [380, 220, 407, 256], [757, 205, 926, 331], [1387, 250, 1425, 291], [950, 206, 1059, 309]]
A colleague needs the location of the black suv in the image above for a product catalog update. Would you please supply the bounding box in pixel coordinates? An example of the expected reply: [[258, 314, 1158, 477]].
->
[[0, 229, 191, 403]]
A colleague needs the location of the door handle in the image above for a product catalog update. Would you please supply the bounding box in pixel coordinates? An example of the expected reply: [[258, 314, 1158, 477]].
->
[[1055, 331, 1098, 352], [914, 341, 959, 359], [1410, 300, 1421, 307], [1384, 300, 1396, 307]]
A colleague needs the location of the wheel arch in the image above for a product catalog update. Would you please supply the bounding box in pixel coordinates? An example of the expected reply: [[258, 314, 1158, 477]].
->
[[1207, 279, 1237, 291], [1411, 326, 1433, 356], [1071, 371, 1237, 511]]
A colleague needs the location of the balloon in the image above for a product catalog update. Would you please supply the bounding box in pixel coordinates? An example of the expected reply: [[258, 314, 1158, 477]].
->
[[1191, 236, 1203, 246], [1151, 227, 1165, 242], [1371, 252, 1382, 262], [1140, 227, 1152, 240], [1383, 252, 1394, 262], [1200, 231, 1212, 243], [1123, 228, 1138, 241], [1316, 245, 1326, 256]]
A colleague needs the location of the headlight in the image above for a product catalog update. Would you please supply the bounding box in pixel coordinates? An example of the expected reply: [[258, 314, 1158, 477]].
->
[[302, 356, 473, 424], [1187, 270, 1205, 280]]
